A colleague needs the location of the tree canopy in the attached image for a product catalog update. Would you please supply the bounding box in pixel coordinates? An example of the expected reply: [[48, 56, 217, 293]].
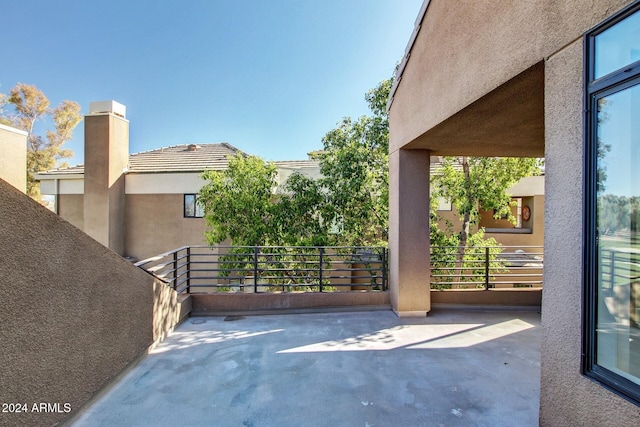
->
[[0, 83, 81, 198], [198, 76, 541, 252], [198, 78, 393, 248]]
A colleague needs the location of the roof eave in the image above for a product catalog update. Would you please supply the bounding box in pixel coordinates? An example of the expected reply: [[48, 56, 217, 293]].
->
[[387, 0, 431, 112]]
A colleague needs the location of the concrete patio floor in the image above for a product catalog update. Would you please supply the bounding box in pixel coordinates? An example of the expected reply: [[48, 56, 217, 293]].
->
[[70, 309, 541, 427]]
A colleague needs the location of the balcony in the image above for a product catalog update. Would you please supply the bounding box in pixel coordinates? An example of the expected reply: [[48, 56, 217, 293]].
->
[[70, 308, 541, 426]]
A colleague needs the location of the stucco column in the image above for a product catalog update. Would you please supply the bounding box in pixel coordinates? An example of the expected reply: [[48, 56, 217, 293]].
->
[[83, 102, 129, 255], [389, 148, 431, 317]]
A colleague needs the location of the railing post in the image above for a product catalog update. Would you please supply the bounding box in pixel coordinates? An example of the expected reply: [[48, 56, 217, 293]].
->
[[382, 247, 387, 291], [609, 249, 615, 291], [318, 247, 324, 292], [173, 250, 178, 291], [254, 246, 259, 293], [484, 246, 490, 291], [186, 247, 191, 294]]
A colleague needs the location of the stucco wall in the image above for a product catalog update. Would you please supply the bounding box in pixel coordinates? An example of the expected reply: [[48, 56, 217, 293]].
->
[[483, 195, 545, 247], [58, 194, 84, 230], [390, 0, 633, 156], [389, 0, 640, 423], [83, 113, 129, 254], [436, 194, 544, 247], [0, 179, 181, 427], [0, 124, 27, 192], [540, 36, 640, 425], [124, 194, 208, 260]]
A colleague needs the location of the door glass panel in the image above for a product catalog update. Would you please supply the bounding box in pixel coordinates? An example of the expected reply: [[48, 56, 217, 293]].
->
[[596, 82, 640, 385]]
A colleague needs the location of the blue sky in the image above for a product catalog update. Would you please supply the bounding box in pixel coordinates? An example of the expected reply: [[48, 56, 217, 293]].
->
[[1, 0, 423, 166]]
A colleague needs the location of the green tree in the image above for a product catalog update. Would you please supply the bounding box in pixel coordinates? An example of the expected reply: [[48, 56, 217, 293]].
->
[[431, 156, 542, 268], [199, 78, 394, 249], [1, 83, 82, 198], [314, 78, 392, 246], [274, 172, 332, 246], [199, 154, 279, 246]]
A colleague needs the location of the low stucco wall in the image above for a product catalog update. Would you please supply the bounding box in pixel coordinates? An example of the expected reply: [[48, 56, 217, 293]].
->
[[431, 289, 541, 307], [191, 291, 390, 315], [0, 179, 182, 427]]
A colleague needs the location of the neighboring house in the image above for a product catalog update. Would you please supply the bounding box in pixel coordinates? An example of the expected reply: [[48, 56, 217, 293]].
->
[[388, 0, 640, 425], [431, 157, 545, 248], [35, 101, 319, 261]]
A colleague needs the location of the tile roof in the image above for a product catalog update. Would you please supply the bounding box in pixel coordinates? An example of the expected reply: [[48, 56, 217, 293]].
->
[[272, 160, 320, 169], [36, 143, 319, 177], [127, 143, 242, 173]]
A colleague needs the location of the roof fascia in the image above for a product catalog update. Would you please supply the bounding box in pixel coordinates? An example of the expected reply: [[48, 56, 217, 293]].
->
[[387, 0, 431, 112]]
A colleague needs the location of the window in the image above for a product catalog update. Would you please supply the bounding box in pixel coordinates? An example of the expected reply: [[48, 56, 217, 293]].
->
[[184, 194, 204, 218], [584, 1, 640, 404]]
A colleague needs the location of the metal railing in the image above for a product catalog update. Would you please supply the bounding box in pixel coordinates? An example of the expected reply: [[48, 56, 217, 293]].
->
[[135, 245, 387, 294], [430, 246, 544, 290], [599, 247, 640, 292]]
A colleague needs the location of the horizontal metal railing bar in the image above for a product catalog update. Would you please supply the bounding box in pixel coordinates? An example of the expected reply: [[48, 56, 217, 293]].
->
[[134, 246, 190, 267], [135, 245, 388, 295], [430, 245, 543, 291], [183, 266, 382, 272], [431, 273, 544, 279]]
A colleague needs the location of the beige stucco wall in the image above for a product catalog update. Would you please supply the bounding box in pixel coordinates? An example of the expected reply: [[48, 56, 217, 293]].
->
[[540, 36, 640, 425], [483, 195, 545, 247], [58, 194, 84, 230], [389, 0, 632, 157], [0, 124, 27, 192], [436, 194, 544, 247], [0, 179, 182, 427], [124, 194, 209, 260]]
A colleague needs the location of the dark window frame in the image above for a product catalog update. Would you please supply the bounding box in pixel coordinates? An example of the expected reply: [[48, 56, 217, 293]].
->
[[583, 0, 640, 405], [184, 194, 204, 218]]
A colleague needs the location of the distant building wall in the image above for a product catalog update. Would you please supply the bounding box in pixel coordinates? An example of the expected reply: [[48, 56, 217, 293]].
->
[[0, 124, 27, 193], [0, 179, 182, 427], [483, 195, 545, 247], [124, 193, 209, 260], [58, 194, 84, 230], [438, 195, 544, 246]]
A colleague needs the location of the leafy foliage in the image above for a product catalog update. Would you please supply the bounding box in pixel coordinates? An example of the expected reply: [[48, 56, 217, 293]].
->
[[199, 154, 278, 246], [198, 78, 393, 248], [1, 83, 81, 198], [312, 78, 391, 246], [432, 157, 541, 227], [430, 156, 541, 280]]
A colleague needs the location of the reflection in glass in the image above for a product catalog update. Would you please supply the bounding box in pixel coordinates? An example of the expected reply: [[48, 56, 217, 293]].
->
[[595, 10, 640, 79], [185, 194, 196, 217], [196, 199, 205, 217], [596, 83, 640, 385]]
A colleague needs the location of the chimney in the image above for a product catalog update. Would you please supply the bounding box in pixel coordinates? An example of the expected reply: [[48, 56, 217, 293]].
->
[[83, 100, 129, 254]]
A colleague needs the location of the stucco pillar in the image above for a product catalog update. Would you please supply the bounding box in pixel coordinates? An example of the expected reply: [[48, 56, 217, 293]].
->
[[83, 101, 129, 255], [389, 148, 431, 317], [0, 124, 28, 193]]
